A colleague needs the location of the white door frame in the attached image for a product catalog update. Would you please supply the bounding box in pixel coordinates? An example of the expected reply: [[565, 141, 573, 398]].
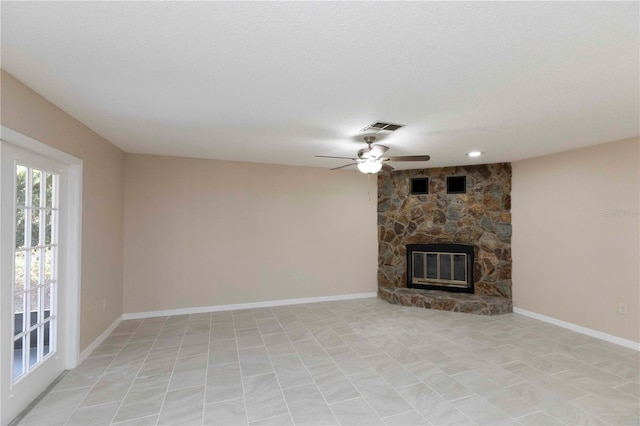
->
[[0, 126, 82, 424]]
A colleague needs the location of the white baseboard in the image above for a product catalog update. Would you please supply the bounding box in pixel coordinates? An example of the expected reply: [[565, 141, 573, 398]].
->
[[122, 292, 378, 320], [513, 307, 640, 351], [79, 315, 123, 362]]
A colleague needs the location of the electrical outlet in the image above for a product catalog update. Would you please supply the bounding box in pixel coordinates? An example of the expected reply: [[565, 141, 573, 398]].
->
[[618, 302, 628, 315], [102, 299, 106, 311]]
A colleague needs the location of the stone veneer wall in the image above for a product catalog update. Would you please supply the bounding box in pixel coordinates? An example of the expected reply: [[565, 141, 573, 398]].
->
[[378, 163, 512, 300]]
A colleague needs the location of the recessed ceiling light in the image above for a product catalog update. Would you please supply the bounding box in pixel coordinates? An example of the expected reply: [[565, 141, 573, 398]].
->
[[467, 151, 483, 157]]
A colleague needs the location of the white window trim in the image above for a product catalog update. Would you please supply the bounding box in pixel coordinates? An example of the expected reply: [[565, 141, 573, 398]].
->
[[0, 126, 83, 370]]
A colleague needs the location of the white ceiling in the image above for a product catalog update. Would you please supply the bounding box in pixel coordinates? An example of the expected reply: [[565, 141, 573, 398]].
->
[[2, 1, 638, 169]]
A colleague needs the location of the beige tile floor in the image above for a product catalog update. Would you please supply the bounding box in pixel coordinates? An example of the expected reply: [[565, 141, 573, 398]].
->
[[17, 297, 640, 426]]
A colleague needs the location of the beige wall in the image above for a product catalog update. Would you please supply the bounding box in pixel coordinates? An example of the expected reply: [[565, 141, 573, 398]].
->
[[512, 137, 640, 343], [123, 154, 378, 314], [1, 70, 125, 350]]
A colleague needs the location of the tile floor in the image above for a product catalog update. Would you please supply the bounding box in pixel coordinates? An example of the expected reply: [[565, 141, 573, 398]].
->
[[17, 297, 640, 426]]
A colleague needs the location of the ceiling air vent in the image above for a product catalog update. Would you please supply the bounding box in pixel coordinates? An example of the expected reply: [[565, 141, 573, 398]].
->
[[361, 121, 405, 134]]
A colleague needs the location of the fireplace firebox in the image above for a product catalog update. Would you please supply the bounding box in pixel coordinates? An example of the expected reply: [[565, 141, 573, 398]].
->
[[406, 244, 474, 293]]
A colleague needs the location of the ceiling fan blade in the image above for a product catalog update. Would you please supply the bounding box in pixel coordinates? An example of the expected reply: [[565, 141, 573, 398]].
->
[[315, 155, 358, 160], [330, 163, 358, 170], [381, 163, 395, 172], [369, 145, 389, 159], [384, 155, 431, 162]]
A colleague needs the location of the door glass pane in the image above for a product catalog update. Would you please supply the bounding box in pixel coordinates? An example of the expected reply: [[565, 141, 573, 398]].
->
[[29, 289, 40, 328], [45, 173, 54, 208], [16, 209, 26, 249], [15, 251, 25, 292], [14, 291, 25, 337], [43, 285, 52, 314], [44, 247, 53, 282], [13, 337, 25, 380], [28, 330, 38, 367], [31, 209, 40, 247], [44, 322, 52, 357], [16, 165, 27, 206], [30, 248, 40, 286], [44, 210, 53, 245], [31, 169, 41, 208]]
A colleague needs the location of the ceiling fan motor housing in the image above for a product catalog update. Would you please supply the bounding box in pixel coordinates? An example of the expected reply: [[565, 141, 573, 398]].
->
[[358, 147, 373, 159]]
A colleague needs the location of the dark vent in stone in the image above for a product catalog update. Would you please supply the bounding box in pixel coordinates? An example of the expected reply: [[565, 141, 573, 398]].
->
[[411, 178, 429, 195], [447, 176, 467, 194], [361, 122, 405, 133]]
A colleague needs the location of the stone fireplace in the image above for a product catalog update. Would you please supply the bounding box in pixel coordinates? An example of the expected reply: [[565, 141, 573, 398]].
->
[[377, 163, 513, 315]]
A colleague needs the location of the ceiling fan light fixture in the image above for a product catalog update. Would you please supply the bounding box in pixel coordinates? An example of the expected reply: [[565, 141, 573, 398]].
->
[[357, 159, 383, 174], [467, 151, 483, 157]]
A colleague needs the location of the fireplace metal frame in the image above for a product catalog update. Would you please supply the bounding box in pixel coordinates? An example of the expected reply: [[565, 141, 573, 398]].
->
[[406, 244, 475, 293]]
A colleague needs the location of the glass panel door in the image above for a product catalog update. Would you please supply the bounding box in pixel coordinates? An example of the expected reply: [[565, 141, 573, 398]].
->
[[13, 164, 59, 383], [1, 137, 76, 425]]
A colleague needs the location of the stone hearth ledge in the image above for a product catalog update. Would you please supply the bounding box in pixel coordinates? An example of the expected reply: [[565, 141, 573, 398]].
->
[[378, 286, 512, 315]]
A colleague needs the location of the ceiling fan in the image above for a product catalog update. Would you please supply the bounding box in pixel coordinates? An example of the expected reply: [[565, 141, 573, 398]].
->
[[315, 136, 431, 174]]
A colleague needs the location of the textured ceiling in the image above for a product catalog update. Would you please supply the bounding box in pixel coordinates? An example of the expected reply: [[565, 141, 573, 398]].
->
[[2, 1, 638, 169]]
